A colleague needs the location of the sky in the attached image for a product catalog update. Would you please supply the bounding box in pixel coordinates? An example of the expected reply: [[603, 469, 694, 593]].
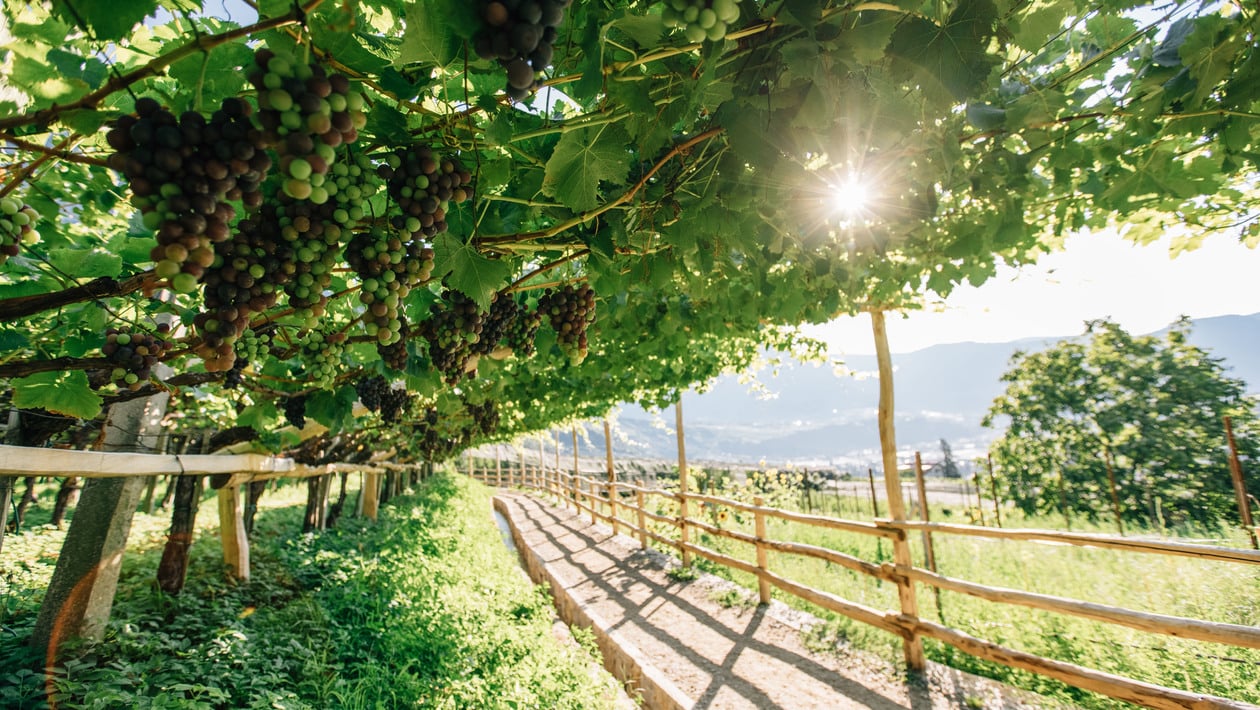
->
[[804, 230, 1260, 355]]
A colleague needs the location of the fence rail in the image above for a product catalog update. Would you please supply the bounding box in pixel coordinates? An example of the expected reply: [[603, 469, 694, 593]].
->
[[467, 460, 1259, 710]]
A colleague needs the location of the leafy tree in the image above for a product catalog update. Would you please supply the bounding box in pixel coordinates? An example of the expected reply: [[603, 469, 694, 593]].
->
[[982, 319, 1260, 527], [939, 438, 960, 478]]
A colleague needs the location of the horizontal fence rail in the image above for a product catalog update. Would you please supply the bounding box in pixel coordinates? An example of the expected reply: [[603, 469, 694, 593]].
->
[[466, 460, 1260, 710]]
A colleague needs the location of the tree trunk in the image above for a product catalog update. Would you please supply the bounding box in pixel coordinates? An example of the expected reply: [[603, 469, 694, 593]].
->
[[156, 475, 202, 595], [157, 474, 177, 511], [140, 476, 159, 515], [302, 477, 322, 533], [243, 480, 266, 535], [380, 471, 395, 505], [13, 476, 38, 529], [49, 477, 82, 529], [325, 472, 350, 528]]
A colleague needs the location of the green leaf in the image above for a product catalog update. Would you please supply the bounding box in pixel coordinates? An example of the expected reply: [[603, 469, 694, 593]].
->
[[306, 386, 357, 433], [48, 247, 122, 278], [611, 14, 664, 48], [0, 328, 30, 351], [432, 234, 513, 310], [52, 0, 157, 42], [11, 370, 102, 419], [399, 0, 459, 68], [238, 401, 279, 430], [542, 123, 632, 212]]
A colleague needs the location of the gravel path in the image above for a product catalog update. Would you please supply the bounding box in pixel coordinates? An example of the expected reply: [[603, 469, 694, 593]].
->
[[496, 492, 1065, 710]]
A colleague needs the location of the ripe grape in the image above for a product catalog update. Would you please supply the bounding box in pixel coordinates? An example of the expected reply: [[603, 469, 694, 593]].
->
[[101, 326, 172, 391], [420, 289, 485, 382], [539, 282, 596, 364], [379, 386, 412, 424], [377, 316, 411, 371], [503, 300, 543, 357], [471, 294, 519, 357], [282, 394, 307, 429], [377, 145, 474, 240], [355, 374, 388, 412], [472, 0, 570, 100]]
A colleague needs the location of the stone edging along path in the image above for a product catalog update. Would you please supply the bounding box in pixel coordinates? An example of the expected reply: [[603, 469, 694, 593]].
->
[[493, 492, 1066, 710]]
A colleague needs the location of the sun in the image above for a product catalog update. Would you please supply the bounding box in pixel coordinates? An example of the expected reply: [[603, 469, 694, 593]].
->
[[829, 177, 870, 220]]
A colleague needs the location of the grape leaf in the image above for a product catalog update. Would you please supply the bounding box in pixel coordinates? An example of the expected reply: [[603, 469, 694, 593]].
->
[[399, 0, 459, 68], [52, 0, 158, 42], [432, 234, 513, 310], [542, 123, 631, 212], [11, 370, 102, 419], [49, 247, 122, 278]]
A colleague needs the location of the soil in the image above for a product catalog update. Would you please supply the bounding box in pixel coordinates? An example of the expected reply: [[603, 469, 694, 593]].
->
[[497, 492, 1073, 710]]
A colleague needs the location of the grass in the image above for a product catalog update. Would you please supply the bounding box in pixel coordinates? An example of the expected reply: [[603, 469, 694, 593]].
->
[[1, 474, 622, 709], [585, 477, 1260, 709]]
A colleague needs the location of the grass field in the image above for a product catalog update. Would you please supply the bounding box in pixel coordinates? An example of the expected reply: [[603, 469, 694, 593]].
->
[[592, 474, 1260, 709], [1, 474, 624, 709]]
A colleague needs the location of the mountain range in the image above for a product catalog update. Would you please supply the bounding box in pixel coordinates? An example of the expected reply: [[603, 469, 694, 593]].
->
[[589, 313, 1260, 468]]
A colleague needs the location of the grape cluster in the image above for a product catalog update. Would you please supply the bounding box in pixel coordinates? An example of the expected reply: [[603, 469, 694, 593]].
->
[[298, 327, 347, 389], [225, 329, 272, 388], [355, 374, 388, 412], [282, 394, 307, 429], [473, 0, 570, 100], [379, 387, 412, 425], [0, 196, 39, 265], [503, 300, 543, 357], [539, 283, 596, 364], [378, 146, 473, 239], [194, 207, 291, 371], [377, 315, 411, 371], [471, 295, 519, 357], [662, 0, 740, 43], [468, 400, 499, 435], [420, 290, 485, 382], [250, 48, 366, 201], [328, 149, 382, 227], [275, 196, 345, 322], [344, 228, 434, 345], [107, 97, 270, 293], [102, 325, 172, 391]]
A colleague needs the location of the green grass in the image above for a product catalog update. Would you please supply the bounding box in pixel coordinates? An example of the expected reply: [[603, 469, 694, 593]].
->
[[1, 474, 621, 709], [592, 480, 1260, 709]]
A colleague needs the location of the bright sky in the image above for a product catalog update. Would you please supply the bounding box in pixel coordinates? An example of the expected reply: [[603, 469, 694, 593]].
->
[[805, 230, 1260, 355]]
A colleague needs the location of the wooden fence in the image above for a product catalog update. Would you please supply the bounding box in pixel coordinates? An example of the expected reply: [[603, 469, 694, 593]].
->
[[467, 458, 1260, 710]]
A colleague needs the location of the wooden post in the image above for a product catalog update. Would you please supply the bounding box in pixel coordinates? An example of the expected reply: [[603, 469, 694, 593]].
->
[[914, 453, 937, 573], [1225, 416, 1258, 549], [218, 485, 249, 580], [866, 467, 880, 518], [518, 446, 525, 488], [870, 309, 926, 671], [754, 495, 770, 605], [362, 471, 380, 521], [971, 474, 987, 526], [636, 489, 647, 549], [1102, 447, 1124, 536], [538, 436, 546, 493], [676, 399, 692, 567], [986, 454, 1003, 529], [605, 419, 617, 534], [156, 475, 202, 595]]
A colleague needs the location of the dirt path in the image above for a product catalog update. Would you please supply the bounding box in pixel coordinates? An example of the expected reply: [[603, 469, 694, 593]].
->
[[496, 492, 1064, 710]]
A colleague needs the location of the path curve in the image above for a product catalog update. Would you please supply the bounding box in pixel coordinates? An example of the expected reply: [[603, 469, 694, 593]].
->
[[494, 492, 1061, 710]]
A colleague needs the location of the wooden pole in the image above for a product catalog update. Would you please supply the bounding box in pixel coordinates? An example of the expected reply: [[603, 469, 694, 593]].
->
[[362, 471, 379, 521], [866, 467, 880, 518], [1224, 416, 1258, 549], [914, 453, 937, 573], [870, 309, 926, 671], [636, 489, 647, 549], [754, 495, 770, 605], [676, 399, 692, 567], [538, 436, 546, 493], [605, 419, 617, 534], [495, 445, 502, 487], [986, 454, 1003, 529], [1102, 447, 1124, 536], [218, 485, 249, 580], [518, 446, 525, 488]]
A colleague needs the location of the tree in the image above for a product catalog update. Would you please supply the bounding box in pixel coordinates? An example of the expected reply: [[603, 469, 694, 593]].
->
[[982, 319, 1260, 527], [939, 439, 960, 478]]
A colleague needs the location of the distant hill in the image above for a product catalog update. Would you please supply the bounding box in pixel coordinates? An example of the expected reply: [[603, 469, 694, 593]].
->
[[595, 313, 1260, 466]]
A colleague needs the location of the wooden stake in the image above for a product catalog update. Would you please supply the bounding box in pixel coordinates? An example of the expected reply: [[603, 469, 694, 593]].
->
[[1102, 447, 1124, 536], [495, 445, 502, 487], [636, 489, 647, 549], [1225, 416, 1258, 549], [987, 454, 1003, 529], [866, 467, 880, 518], [676, 399, 692, 567], [362, 471, 379, 521], [754, 495, 770, 605], [538, 436, 546, 493], [605, 419, 617, 534], [914, 453, 937, 573], [870, 309, 925, 671]]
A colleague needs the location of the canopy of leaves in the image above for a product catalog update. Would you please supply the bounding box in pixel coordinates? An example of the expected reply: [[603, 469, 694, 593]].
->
[[0, 0, 1256, 457], [982, 319, 1260, 527]]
